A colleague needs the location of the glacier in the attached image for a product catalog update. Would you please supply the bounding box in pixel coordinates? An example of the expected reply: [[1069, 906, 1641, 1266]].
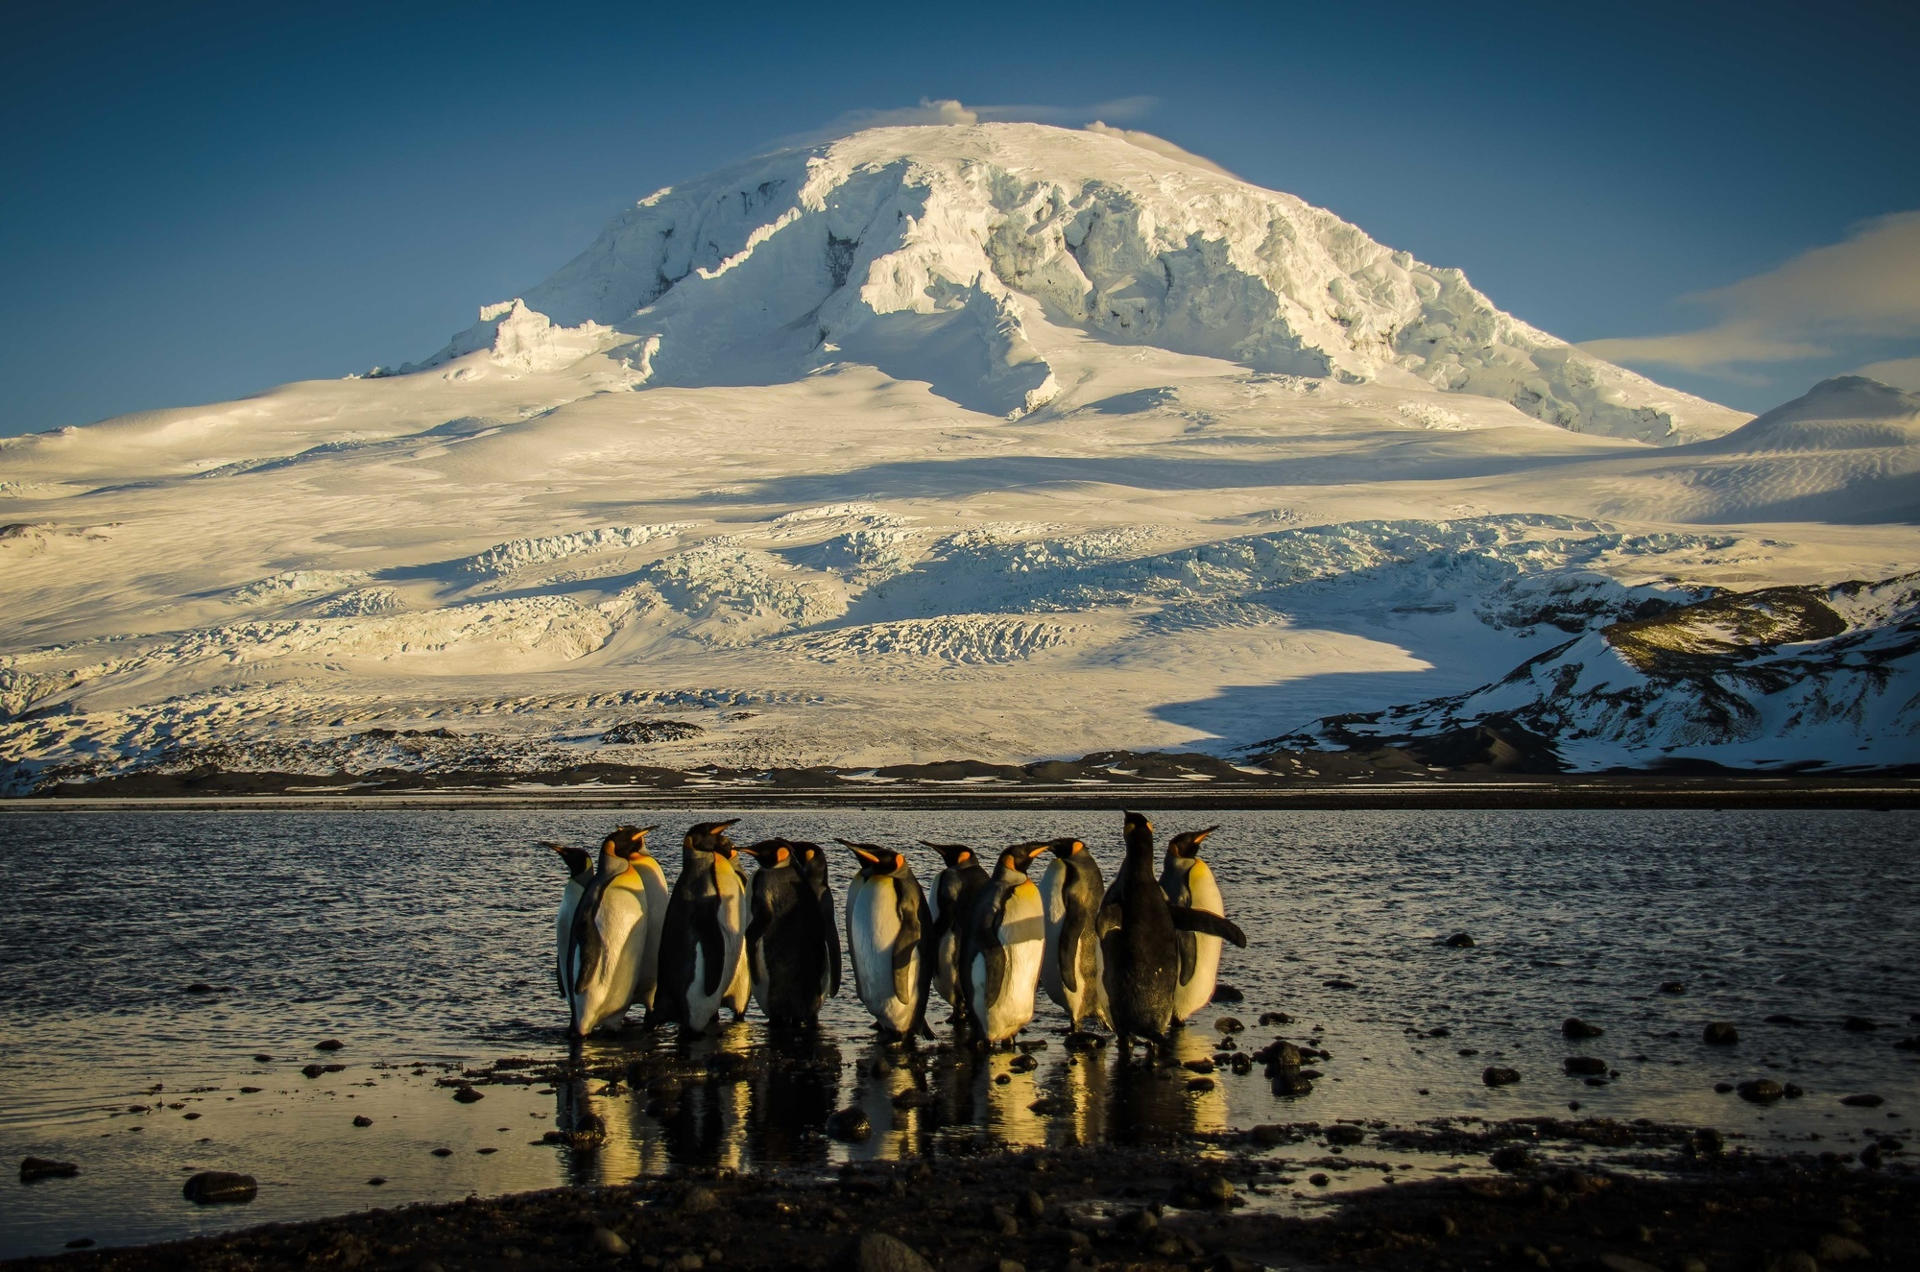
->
[[2, 122, 1917, 793]]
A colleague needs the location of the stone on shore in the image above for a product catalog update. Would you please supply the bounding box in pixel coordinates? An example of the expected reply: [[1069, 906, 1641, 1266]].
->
[[1483, 1066, 1522, 1087], [854, 1232, 935, 1272]]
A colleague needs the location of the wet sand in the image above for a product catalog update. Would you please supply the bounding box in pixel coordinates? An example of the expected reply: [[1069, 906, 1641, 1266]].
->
[[10, 1109, 1915, 1271]]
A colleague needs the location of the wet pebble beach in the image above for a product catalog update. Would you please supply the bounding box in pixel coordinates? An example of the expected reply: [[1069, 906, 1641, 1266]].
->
[[3, 806, 1917, 1267]]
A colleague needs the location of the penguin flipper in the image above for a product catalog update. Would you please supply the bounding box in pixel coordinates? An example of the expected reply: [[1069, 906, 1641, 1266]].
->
[[697, 895, 727, 996], [889, 882, 925, 1014], [817, 885, 842, 998], [1095, 902, 1122, 939], [745, 890, 771, 991], [1058, 902, 1090, 995], [1170, 907, 1247, 947]]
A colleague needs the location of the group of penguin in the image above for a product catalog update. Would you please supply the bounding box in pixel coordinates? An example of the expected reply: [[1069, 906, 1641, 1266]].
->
[[550, 811, 1246, 1055]]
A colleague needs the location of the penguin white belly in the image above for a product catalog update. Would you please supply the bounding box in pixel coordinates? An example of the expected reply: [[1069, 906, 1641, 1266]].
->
[[1037, 860, 1068, 1011], [572, 887, 644, 1035], [1171, 862, 1226, 1023], [555, 878, 586, 1000], [850, 878, 914, 1033], [606, 875, 652, 1023], [718, 861, 751, 1015], [975, 883, 1044, 1044], [633, 859, 669, 1011]]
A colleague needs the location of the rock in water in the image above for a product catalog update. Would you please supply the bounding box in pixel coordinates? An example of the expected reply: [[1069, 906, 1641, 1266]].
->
[[20, 1157, 79, 1182], [183, 1171, 257, 1204], [1483, 1067, 1522, 1087], [826, 1108, 872, 1142], [1737, 1079, 1785, 1104], [1564, 1056, 1608, 1076], [1562, 1017, 1604, 1039], [1442, 933, 1475, 948], [1702, 1021, 1740, 1045]]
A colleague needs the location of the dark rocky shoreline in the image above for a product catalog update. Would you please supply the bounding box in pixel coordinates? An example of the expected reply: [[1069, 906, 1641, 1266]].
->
[[9, 1126, 1914, 1271], [7, 758, 1920, 811]]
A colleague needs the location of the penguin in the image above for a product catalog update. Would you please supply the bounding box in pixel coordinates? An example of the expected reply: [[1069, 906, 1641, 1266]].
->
[[1038, 836, 1109, 1032], [790, 841, 841, 1000], [840, 840, 933, 1039], [1159, 825, 1228, 1026], [922, 841, 989, 1024], [607, 824, 668, 1017], [743, 838, 829, 1025], [654, 820, 750, 1035], [1098, 812, 1246, 1056], [964, 841, 1048, 1045], [561, 838, 651, 1037], [544, 841, 594, 1002]]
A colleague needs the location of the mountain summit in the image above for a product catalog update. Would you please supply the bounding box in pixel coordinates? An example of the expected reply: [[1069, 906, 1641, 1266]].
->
[[433, 123, 1741, 444]]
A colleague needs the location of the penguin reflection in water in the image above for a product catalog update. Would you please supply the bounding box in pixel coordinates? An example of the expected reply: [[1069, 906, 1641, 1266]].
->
[[742, 838, 834, 1026], [840, 840, 934, 1040], [964, 841, 1049, 1046], [557, 833, 657, 1038], [1100, 812, 1247, 1058], [923, 841, 989, 1027], [655, 820, 752, 1035], [1160, 824, 1229, 1027]]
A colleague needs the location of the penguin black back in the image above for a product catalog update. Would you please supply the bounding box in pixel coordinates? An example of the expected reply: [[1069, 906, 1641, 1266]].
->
[[743, 838, 828, 1025]]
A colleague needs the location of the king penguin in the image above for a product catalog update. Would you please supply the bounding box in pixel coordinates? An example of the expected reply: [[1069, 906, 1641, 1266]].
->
[[743, 838, 829, 1025], [544, 842, 594, 1002], [965, 841, 1048, 1045], [1099, 812, 1247, 1056], [1039, 836, 1109, 1032], [790, 841, 841, 1001], [654, 820, 750, 1035], [840, 840, 933, 1040], [1160, 825, 1229, 1026], [562, 837, 651, 1037], [922, 841, 989, 1025], [607, 824, 669, 1020]]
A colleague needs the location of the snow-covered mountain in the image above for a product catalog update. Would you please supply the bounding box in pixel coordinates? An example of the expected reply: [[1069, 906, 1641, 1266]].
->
[[2, 124, 1916, 793], [429, 124, 1742, 444]]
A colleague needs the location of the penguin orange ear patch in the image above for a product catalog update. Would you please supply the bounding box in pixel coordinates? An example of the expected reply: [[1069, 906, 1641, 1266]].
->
[[775, 846, 790, 864]]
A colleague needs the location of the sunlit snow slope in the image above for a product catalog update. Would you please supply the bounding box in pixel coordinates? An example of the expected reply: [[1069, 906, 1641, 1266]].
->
[[3, 124, 1917, 790]]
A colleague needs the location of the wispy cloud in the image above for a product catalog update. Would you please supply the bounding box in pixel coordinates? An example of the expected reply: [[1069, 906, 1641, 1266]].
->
[[1853, 355, 1920, 391], [1581, 211, 1920, 372], [769, 96, 1160, 151]]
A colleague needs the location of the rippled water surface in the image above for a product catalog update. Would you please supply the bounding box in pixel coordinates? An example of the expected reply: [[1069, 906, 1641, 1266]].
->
[[3, 807, 1916, 1257]]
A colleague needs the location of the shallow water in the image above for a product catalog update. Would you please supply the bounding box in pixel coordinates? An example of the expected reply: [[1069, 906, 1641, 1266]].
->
[[2, 807, 1916, 1257]]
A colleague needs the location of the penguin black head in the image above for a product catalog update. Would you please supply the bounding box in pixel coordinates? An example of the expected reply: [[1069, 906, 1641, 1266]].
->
[[608, 824, 659, 860], [1166, 826, 1219, 860], [544, 842, 593, 877], [1123, 809, 1154, 839], [920, 841, 976, 869], [837, 838, 903, 875], [998, 841, 1046, 874], [685, 819, 741, 857], [744, 838, 794, 868], [1042, 836, 1088, 858]]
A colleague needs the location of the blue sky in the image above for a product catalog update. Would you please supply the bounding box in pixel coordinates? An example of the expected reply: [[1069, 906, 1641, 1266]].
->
[[3, 0, 1916, 437]]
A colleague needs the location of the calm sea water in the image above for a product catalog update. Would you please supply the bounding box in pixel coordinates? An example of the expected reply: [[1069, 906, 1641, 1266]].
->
[[2, 807, 1916, 1257]]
